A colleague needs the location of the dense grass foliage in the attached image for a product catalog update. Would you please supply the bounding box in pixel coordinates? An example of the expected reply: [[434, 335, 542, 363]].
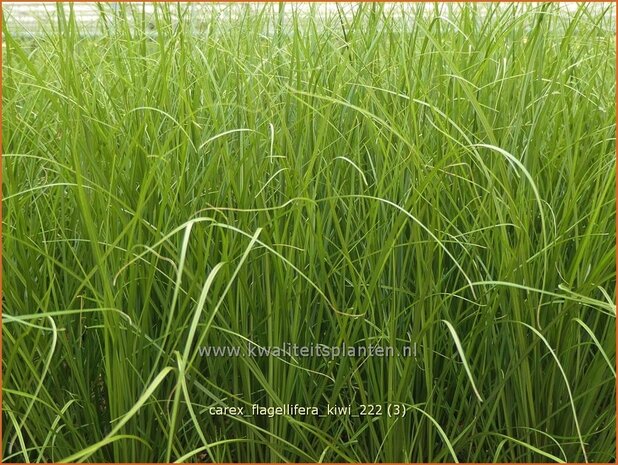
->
[[2, 3, 616, 462]]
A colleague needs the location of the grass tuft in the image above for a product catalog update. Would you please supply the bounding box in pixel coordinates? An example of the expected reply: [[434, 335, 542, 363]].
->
[[2, 3, 616, 462]]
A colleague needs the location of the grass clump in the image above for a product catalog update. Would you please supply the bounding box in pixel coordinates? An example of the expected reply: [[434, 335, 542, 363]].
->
[[2, 2, 616, 462]]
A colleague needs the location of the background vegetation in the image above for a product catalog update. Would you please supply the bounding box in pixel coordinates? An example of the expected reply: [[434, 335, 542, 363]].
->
[[2, 2, 616, 462]]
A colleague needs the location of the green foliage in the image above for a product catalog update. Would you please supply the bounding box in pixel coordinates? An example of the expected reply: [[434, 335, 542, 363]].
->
[[2, 3, 616, 462]]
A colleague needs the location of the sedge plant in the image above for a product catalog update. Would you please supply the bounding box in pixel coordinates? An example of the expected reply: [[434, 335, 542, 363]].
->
[[2, 2, 616, 462]]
